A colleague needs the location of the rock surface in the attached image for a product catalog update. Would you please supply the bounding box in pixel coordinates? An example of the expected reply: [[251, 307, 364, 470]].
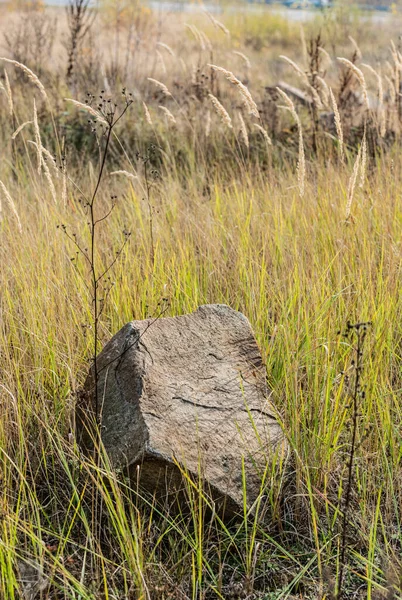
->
[[77, 304, 284, 515]]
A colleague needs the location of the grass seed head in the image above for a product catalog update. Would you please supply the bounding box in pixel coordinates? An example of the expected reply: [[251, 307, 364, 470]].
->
[[0, 180, 22, 233], [208, 64, 260, 118], [208, 93, 232, 128], [0, 58, 47, 102], [147, 77, 172, 97]]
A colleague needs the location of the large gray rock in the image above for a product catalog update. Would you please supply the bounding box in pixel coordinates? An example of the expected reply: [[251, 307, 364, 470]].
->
[[77, 304, 284, 515]]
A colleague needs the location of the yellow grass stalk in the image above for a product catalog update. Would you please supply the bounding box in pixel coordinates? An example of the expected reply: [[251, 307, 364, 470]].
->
[[42, 157, 57, 204], [64, 98, 108, 125], [348, 36, 362, 60], [390, 42, 400, 109], [307, 84, 323, 109], [254, 123, 272, 145], [203, 10, 230, 36], [362, 63, 386, 137], [185, 23, 200, 46], [62, 165, 67, 207], [385, 74, 396, 105], [0, 180, 22, 233], [359, 128, 367, 189], [28, 141, 59, 178], [110, 171, 139, 182], [0, 58, 47, 102], [156, 42, 175, 57], [4, 70, 13, 115], [329, 88, 344, 163], [316, 76, 330, 107], [11, 121, 33, 140], [300, 26, 308, 67], [208, 64, 260, 118], [318, 47, 332, 66], [238, 112, 249, 148], [337, 58, 369, 109], [205, 110, 211, 138], [276, 87, 305, 197], [159, 105, 177, 125], [233, 51, 251, 69], [147, 78, 172, 97], [143, 102, 153, 126], [199, 30, 213, 53], [33, 99, 42, 174], [156, 50, 167, 75], [208, 93, 232, 128], [28, 140, 58, 202], [346, 143, 362, 219], [279, 55, 308, 83]]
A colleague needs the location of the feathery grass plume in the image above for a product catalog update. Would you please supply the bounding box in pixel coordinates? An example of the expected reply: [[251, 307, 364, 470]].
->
[[359, 127, 367, 189], [190, 63, 197, 85], [346, 142, 362, 220], [30, 140, 58, 202], [208, 93, 232, 128], [33, 99, 42, 174], [41, 145, 58, 171], [0, 180, 22, 233], [233, 51, 251, 69], [300, 25, 308, 67], [307, 83, 323, 109], [329, 88, 344, 163], [110, 170, 139, 181], [199, 30, 212, 52], [205, 110, 211, 137], [348, 36, 362, 60], [159, 105, 177, 125], [362, 63, 383, 99], [362, 63, 386, 137], [62, 164, 67, 206], [4, 70, 13, 115], [208, 64, 260, 118], [0, 58, 47, 102], [254, 123, 272, 145], [238, 112, 249, 148], [28, 141, 59, 178], [279, 55, 308, 84], [143, 102, 153, 126], [42, 156, 57, 204], [337, 58, 369, 109], [11, 120, 33, 140], [28, 140, 57, 201], [203, 10, 230, 36], [390, 40, 401, 67], [385, 74, 396, 104], [147, 77, 172, 97], [316, 76, 330, 107], [179, 57, 186, 73], [390, 41, 400, 108], [318, 46, 332, 66], [186, 24, 211, 52], [185, 24, 204, 50], [296, 125, 305, 198], [156, 41, 175, 57], [195, 27, 206, 51], [276, 87, 305, 197], [156, 50, 167, 75], [64, 98, 108, 125]]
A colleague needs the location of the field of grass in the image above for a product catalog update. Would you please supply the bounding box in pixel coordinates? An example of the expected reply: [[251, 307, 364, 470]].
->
[[1, 0, 402, 598]]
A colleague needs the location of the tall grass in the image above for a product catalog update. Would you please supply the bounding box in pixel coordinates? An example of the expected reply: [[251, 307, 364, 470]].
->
[[0, 2, 402, 598]]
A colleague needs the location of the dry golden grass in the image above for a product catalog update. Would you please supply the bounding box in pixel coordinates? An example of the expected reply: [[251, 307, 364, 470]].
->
[[1, 2, 402, 599]]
